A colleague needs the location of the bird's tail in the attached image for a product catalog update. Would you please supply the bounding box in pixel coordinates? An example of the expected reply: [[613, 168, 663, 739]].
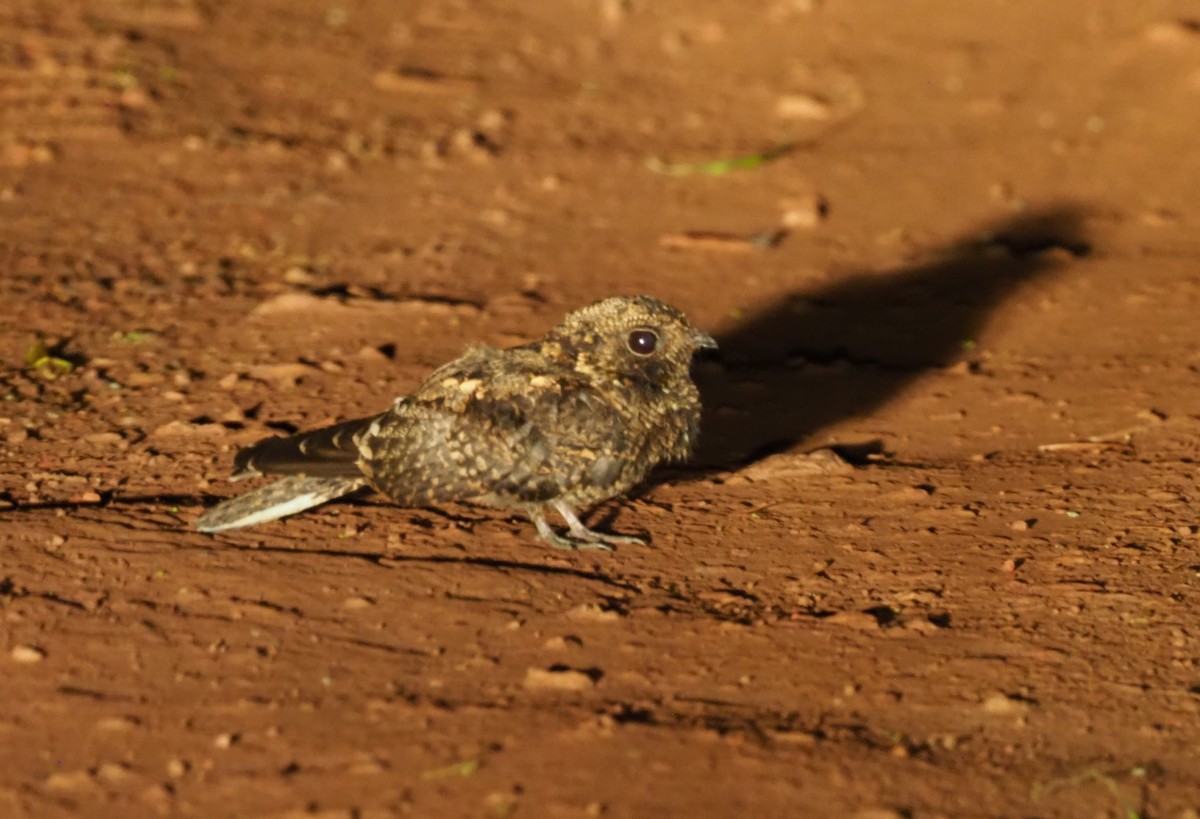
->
[[196, 475, 367, 533]]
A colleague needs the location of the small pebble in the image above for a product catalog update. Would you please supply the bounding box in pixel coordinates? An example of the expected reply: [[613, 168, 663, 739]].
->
[[96, 762, 132, 783], [824, 611, 880, 631], [523, 667, 598, 691], [1002, 557, 1025, 572], [44, 770, 93, 792], [981, 692, 1030, 715], [1143, 19, 1200, 46], [565, 604, 623, 622], [141, 783, 173, 806], [282, 266, 315, 285], [449, 128, 494, 162], [775, 93, 832, 120], [543, 635, 582, 650], [96, 715, 140, 732], [11, 644, 46, 663], [152, 420, 227, 438], [598, 0, 626, 25], [477, 108, 510, 133], [780, 194, 829, 229], [85, 432, 124, 445]]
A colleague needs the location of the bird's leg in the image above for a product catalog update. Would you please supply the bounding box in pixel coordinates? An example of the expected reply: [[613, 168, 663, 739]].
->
[[552, 500, 646, 547], [528, 506, 614, 551]]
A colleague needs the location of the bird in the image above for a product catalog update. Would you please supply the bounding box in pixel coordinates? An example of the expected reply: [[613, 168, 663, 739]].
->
[[195, 295, 716, 550]]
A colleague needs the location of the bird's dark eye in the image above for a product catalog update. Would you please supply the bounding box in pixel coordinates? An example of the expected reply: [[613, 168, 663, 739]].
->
[[627, 328, 659, 356]]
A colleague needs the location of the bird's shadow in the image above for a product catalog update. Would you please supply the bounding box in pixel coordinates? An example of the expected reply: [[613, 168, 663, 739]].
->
[[690, 205, 1090, 469]]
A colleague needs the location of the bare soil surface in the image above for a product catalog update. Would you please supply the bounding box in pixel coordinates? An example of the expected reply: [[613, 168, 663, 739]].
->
[[4, 2, 1200, 817]]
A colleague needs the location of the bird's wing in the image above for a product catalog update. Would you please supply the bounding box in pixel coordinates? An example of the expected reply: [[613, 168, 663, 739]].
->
[[231, 415, 381, 479], [362, 364, 632, 507]]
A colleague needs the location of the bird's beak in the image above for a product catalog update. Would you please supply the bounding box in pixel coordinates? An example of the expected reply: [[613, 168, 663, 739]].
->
[[693, 331, 718, 350]]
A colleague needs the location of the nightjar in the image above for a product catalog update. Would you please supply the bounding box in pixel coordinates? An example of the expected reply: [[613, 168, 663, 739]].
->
[[195, 295, 716, 550]]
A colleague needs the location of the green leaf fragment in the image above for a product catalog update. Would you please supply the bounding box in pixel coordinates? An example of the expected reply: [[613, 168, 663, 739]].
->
[[23, 340, 75, 378], [646, 142, 798, 177]]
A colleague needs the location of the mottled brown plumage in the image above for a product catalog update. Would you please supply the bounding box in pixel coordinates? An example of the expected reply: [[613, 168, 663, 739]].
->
[[196, 295, 715, 550]]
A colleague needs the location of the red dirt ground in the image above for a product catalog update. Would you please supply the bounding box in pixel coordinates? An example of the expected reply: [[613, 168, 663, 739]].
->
[[3, 2, 1200, 817]]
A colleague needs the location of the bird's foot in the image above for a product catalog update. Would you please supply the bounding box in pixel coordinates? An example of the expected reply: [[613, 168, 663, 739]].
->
[[572, 528, 645, 547], [552, 502, 647, 548], [551, 535, 616, 552], [531, 513, 615, 551]]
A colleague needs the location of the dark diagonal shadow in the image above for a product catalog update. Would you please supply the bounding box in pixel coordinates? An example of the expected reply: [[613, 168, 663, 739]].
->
[[694, 205, 1090, 468]]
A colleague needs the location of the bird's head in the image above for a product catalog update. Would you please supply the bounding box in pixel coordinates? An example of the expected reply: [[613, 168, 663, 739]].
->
[[547, 295, 716, 385]]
